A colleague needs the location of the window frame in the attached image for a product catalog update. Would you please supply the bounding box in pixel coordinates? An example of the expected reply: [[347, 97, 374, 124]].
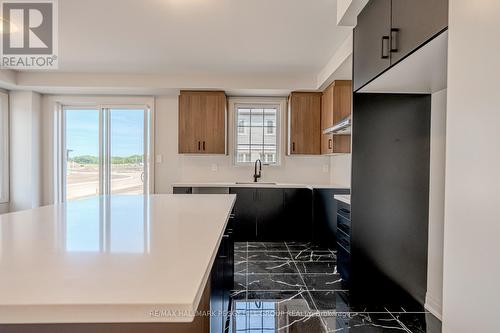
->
[[231, 99, 283, 166], [0, 91, 9, 204], [52, 96, 155, 203]]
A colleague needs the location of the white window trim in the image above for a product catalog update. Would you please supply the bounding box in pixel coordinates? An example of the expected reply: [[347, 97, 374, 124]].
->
[[51, 96, 155, 203], [0, 91, 9, 203], [229, 97, 286, 167]]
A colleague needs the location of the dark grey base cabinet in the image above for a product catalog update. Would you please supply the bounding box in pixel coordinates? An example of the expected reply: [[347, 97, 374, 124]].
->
[[336, 200, 351, 284], [210, 218, 234, 333], [230, 187, 312, 242], [353, 0, 448, 91]]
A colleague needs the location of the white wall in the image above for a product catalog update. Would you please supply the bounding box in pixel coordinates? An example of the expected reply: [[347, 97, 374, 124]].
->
[[0, 203, 8, 214], [9, 91, 42, 212], [426, 89, 447, 319], [154, 96, 332, 193], [329, 154, 351, 187], [443, 1, 500, 332]]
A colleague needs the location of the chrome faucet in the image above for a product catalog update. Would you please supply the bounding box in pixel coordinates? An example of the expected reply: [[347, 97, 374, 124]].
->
[[254, 159, 262, 182]]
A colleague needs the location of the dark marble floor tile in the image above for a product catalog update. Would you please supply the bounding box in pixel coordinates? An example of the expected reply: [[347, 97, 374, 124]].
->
[[231, 292, 327, 332], [305, 290, 358, 311], [245, 260, 298, 274], [296, 261, 338, 274], [233, 274, 247, 290], [291, 250, 336, 262], [234, 242, 247, 251], [302, 274, 344, 291], [247, 251, 292, 261], [247, 273, 306, 290], [234, 261, 248, 274], [245, 289, 311, 303], [392, 312, 442, 333], [247, 242, 290, 252], [323, 312, 409, 332], [234, 252, 247, 261]]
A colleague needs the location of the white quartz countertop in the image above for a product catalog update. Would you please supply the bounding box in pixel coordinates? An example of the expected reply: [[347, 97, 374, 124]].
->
[[0, 194, 236, 324], [172, 182, 349, 190], [334, 194, 351, 205]]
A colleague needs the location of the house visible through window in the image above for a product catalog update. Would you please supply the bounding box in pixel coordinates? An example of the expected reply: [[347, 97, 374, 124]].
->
[[235, 104, 279, 165]]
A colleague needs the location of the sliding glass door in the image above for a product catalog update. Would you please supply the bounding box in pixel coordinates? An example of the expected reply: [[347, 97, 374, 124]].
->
[[65, 108, 101, 201], [64, 106, 150, 201], [108, 108, 148, 195]]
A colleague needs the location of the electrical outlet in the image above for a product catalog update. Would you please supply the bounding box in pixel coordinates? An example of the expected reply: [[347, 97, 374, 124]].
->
[[211, 164, 218, 172], [322, 164, 329, 173], [156, 154, 163, 163]]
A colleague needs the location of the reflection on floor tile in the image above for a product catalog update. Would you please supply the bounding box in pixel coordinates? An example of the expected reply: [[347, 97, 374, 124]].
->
[[229, 242, 441, 333]]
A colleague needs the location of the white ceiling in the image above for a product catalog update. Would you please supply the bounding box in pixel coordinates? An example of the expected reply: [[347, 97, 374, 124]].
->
[[57, 0, 352, 76]]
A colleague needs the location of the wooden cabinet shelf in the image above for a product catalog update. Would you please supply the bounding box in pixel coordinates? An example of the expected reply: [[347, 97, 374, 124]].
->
[[178, 91, 227, 154], [321, 80, 352, 155]]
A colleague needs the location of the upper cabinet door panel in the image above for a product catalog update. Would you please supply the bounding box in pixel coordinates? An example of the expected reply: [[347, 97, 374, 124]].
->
[[289, 92, 321, 155], [179, 93, 203, 153], [321, 84, 334, 130], [202, 93, 226, 154], [353, 0, 392, 91], [391, 0, 448, 65]]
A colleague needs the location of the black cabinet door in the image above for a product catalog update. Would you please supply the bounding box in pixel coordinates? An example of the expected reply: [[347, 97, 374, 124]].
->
[[284, 188, 313, 241], [230, 188, 257, 241], [256, 188, 285, 241], [391, 0, 448, 65], [353, 0, 391, 91]]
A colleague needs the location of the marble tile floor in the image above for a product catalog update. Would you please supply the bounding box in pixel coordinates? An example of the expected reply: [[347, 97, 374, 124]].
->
[[228, 242, 441, 333]]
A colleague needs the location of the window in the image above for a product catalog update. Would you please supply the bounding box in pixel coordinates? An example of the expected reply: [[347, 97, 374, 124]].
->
[[235, 104, 279, 165], [0, 91, 8, 203], [63, 106, 151, 201]]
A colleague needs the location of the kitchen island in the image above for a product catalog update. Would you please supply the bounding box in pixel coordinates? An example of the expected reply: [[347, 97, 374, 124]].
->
[[0, 194, 236, 332]]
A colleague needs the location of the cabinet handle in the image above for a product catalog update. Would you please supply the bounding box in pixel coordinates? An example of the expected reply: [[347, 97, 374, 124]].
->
[[390, 28, 399, 52], [328, 139, 332, 150], [381, 36, 390, 59], [292, 142, 296, 152], [198, 141, 201, 151], [203, 141, 206, 151]]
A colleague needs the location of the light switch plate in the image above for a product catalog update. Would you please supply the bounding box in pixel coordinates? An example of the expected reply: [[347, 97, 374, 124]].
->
[[322, 164, 329, 173], [156, 155, 163, 163]]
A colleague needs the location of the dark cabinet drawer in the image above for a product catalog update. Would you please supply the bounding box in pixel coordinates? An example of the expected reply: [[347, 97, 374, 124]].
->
[[337, 214, 351, 237], [337, 245, 351, 283]]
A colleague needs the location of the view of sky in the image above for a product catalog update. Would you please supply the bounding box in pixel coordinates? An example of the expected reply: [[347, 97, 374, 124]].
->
[[66, 109, 144, 157]]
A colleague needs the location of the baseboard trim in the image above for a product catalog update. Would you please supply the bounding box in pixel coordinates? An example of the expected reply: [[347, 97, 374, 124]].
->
[[425, 292, 442, 320]]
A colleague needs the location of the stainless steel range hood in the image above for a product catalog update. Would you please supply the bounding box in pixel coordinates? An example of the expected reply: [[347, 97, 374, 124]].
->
[[323, 116, 351, 135]]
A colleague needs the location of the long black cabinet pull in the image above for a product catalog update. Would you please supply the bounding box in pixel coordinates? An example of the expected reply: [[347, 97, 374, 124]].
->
[[391, 28, 399, 52], [381, 36, 390, 59], [203, 141, 206, 151], [292, 142, 296, 152], [198, 141, 201, 150], [328, 139, 332, 150]]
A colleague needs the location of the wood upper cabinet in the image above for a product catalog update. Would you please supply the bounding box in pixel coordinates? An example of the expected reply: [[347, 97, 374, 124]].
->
[[178, 91, 227, 154], [288, 92, 322, 155], [321, 80, 352, 154]]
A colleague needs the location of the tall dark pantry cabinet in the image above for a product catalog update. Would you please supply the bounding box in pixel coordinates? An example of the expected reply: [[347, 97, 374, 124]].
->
[[350, 0, 448, 307]]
